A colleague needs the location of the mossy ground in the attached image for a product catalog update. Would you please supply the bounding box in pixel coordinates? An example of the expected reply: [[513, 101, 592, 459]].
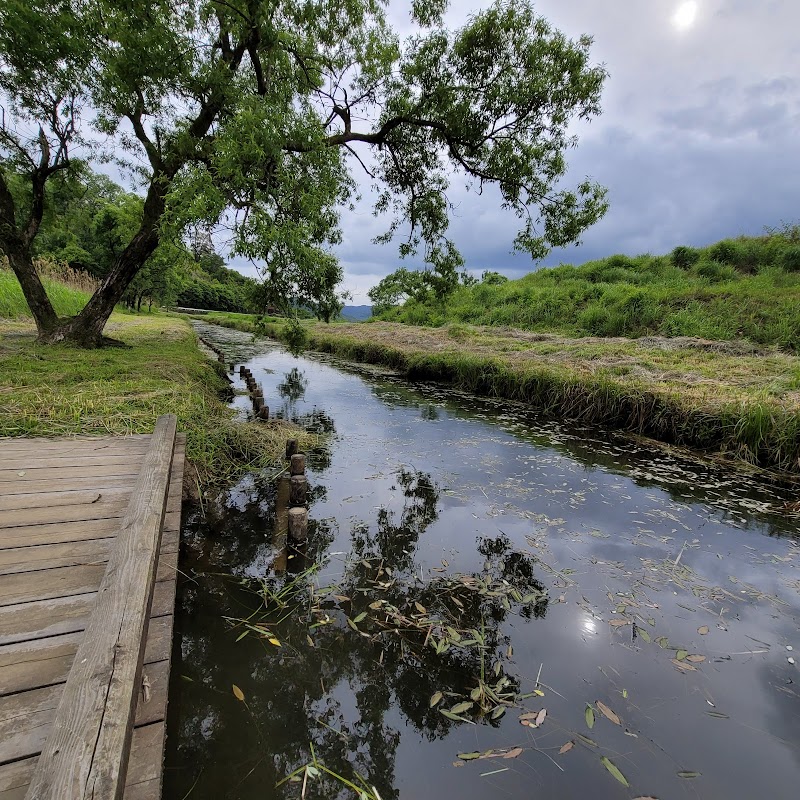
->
[[0, 314, 315, 488]]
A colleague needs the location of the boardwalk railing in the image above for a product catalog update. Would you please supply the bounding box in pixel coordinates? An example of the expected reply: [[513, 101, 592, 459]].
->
[[25, 415, 177, 800]]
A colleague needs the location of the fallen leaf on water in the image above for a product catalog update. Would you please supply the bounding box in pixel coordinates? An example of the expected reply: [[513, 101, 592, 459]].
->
[[585, 705, 595, 728], [491, 705, 506, 720], [457, 752, 481, 761], [609, 618, 631, 628], [559, 742, 574, 754], [698, 626, 709, 635], [671, 659, 697, 672], [502, 747, 523, 759], [414, 601, 427, 614], [369, 600, 383, 610], [677, 771, 701, 779], [440, 709, 470, 722], [601, 756, 629, 787], [686, 654, 706, 663], [633, 796, 660, 800], [638, 628, 651, 643], [353, 612, 367, 623], [676, 649, 688, 661], [575, 733, 598, 748], [430, 691, 443, 708], [706, 711, 729, 719], [232, 684, 244, 702], [450, 701, 474, 715], [268, 637, 281, 647], [596, 700, 620, 725]]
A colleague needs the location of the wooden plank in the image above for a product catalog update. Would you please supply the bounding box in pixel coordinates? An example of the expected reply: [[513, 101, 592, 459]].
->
[[0, 436, 150, 456], [25, 414, 176, 799], [0, 453, 150, 471], [0, 509, 180, 551], [0, 498, 130, 530], [0, 722, 164, 800], [0, 659, 170, 767], [0, 487, 131, 513], [0, 551, 177, 608], [0, 464, 140, 483], [0, 615, 172, 697], [0, 475, 139, 496], [0, 528, 178, 577], [0, 578, 176, 647]]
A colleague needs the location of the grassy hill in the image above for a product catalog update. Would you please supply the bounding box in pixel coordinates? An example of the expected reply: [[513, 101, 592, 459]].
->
[[378, 229, 800, 351]]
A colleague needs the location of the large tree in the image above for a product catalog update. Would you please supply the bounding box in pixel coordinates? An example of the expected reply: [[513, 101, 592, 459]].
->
[[0, 0, 607, 346]]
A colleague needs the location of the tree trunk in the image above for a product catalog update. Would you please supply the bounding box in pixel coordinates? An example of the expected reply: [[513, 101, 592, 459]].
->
[[136, 294, 142, 312], [5, 245, 59, 336], [38, 184, 166, 347]]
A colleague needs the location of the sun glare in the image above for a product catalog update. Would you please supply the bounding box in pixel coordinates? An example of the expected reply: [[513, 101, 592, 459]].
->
[[672, 1, 698, 31]]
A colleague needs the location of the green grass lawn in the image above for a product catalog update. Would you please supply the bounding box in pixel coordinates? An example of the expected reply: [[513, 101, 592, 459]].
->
[[0, 270, 93, 319]]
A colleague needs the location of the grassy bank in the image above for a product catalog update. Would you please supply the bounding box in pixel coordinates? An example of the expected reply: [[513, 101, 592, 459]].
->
[[261, 319, 800, 474], [0, 314, 315, 488], [0, 262, 98, 319], [379, 231, 800, 351]]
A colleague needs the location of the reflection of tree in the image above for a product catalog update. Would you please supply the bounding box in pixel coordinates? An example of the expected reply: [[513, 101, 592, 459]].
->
[[277, 367, 308, 404], [166, 470, 549, 800]]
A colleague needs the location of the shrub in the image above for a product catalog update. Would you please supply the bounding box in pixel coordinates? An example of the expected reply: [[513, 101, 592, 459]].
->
[[671, 246, 700, 269], [780, 246, 800, 272], [695, 260, 736, 283]]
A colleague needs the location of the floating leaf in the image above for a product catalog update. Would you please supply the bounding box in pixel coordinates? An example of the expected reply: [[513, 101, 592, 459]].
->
[[470, 686, 483, 701], [414, 602, 427, 614], [232, 684, 244, 702], [656, 636, 670, 649], [534, 708, 547, 727], [353, 612, 367, 623], [609, 618, 631, 628], [235, 630, 249, 642], [585, 705, 595, 729], [706, 711, 729, 719], [346, 618, 359, 631], [671, 659, 697, 672], [638, 628, 651, 643], [632, 797, 660, 800], [575, 733, 598, 748], [698, 625, 709, 635], [601, 756, 630, 787], [491, 705, 506, 720], [596, 701, 620, 726], [268, 637, 281, 647], [676, 650, 688, 661], [450, 701, 474, 715], [306, 634, 314, 648], [677, 771, 701, 779], [457, 752, 481, 761], [559, 741, 574, 754], [440, 709, 469, 722], [686, 654, 706, 663], [369, 600, 383, 610], [502, 747, 523, 759]]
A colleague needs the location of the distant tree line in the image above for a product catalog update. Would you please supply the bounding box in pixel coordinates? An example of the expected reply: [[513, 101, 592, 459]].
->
[[4, 164, 258, 313]]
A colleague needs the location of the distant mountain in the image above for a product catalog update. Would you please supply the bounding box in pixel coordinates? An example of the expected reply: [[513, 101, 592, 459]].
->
[[340, 305, 372, 321]]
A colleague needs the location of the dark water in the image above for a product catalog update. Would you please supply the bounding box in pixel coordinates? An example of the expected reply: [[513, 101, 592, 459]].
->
[[165, 322, 800, 800]]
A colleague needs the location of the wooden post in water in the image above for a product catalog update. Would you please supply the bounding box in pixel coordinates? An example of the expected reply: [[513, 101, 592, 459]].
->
[[288, 507, 308, 543], [290, 453, 305, 475], [289, 475, 307, 506], [285, 439, 298, 459], [257, 405, 269, 420], [253, 396, 264, 413], [272, 475, 290, 574]]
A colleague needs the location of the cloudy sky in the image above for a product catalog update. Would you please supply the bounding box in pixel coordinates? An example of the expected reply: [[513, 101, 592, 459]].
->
[[314, 0, 799, 303]]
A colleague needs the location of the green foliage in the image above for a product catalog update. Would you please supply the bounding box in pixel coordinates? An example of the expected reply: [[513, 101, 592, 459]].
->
[[0, 266, 92, 319], [374, 230, 800, 350], [0, 0, 608, 342]]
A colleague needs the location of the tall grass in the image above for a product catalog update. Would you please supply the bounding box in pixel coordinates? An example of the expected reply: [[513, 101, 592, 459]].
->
[[379, 230, 800, 351], [0, 257, 100, 319]]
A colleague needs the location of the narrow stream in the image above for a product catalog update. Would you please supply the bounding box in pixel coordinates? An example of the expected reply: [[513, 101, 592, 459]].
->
[[165, 321, 800, 800]]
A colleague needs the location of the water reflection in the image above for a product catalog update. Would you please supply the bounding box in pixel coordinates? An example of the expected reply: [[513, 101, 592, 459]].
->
[[170, 323, 800, 800]]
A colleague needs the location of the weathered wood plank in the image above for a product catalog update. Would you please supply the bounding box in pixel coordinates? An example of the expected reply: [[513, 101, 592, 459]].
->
[[0, 550, 177, 608], [0, 615, 172, 697], [25, 414, 176, 799], [0, 498, 130, 530], [0, 475, 140, 496], [0, 509, 180, 551], [0, 487, 132, 513], [0, 659, 169, 767], [0, 452, 151, 471], [0, 528, 178, 577], [0, 436, 150, 456], [0, 464, 140, 483], [0, 722, 165, 800], [0, 577, 175, 648]]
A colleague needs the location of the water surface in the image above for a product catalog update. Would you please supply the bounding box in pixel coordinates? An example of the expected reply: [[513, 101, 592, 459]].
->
[[165, 322, 800, 799]]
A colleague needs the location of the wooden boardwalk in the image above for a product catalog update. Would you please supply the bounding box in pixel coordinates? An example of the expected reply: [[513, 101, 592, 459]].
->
[[0, 419, 184, 799]]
